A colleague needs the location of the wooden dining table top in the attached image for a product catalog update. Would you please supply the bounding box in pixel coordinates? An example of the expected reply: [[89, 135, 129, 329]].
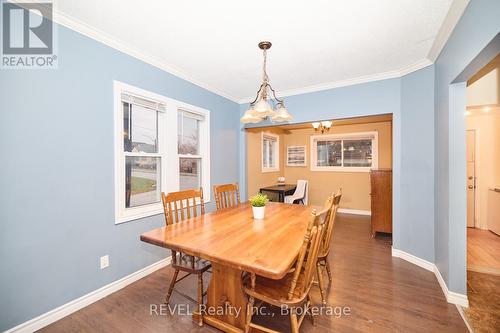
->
[[140, 202, 320, 279]]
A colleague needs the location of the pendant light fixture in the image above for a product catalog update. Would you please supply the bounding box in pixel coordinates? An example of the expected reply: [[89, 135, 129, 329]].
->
[[240, 41, 292, 124]]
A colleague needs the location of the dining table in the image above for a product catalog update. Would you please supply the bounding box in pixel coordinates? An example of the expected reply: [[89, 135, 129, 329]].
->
[[140, 201, 319, 333], [259, 184, 297, 202]]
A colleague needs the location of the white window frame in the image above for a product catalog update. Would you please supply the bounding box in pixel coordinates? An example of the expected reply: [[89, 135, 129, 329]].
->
[[114, 81, 210, 224], [177, 108, 210, 199], [261, 132, 280, 173], [310, 131, 378, 172]]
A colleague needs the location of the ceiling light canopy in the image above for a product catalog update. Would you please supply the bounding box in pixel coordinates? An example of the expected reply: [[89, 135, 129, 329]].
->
[[240, 42, 292, 124]]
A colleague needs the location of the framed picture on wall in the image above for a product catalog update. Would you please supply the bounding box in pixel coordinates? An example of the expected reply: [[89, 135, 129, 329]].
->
[[287, 145, 307, 166]]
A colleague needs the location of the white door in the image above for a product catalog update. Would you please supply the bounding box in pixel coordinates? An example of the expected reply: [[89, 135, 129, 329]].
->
[[466, 130, 476, 228]]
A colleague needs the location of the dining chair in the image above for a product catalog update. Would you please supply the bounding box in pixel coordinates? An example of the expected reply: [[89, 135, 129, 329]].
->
[[243, 207, 329, 333], [161, 188, 211, 326], [284, 179, 308, 205], [213, 183, 240, 210], [316, 188, 342, 304]]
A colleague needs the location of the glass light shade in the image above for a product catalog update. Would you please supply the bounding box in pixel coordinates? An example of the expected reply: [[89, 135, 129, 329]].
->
[[312, 122, 321, 129], [253, 98, 276, 117], [240, 108, 262, 123], [272, 105, 293, 122], [321, 120, 332, 128]]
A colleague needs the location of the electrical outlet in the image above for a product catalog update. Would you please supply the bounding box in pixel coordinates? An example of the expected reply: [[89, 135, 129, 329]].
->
[[100, 255, 109, 269]]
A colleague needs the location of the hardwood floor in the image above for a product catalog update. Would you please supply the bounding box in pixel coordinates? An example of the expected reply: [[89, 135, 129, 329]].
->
[[467, 227, 500, 275], [464, 271, 500, 333], [39, 214, 467, 333]]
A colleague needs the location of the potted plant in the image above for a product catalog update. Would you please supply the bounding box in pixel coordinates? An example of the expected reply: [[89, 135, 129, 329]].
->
[[249, 193, 269, 220]]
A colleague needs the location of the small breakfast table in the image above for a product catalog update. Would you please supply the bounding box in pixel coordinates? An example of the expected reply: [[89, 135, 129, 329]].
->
[[259, 184, 297, 202], [140, 202, 318, 333]]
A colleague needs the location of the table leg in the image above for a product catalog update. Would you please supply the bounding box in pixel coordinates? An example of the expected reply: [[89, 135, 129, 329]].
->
[[199, 263, 247, 333]]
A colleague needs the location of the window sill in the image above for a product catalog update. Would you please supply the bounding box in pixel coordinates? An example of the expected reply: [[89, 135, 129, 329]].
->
[[115, 198, 211, 224], [310, 167, 374, 173], [261, 168, 280, 173]]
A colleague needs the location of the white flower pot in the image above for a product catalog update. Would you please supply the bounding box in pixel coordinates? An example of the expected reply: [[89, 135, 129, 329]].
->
[[252, 206, 266, 220]]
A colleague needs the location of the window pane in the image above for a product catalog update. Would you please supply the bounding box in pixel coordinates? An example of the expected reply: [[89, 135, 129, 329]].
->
[[180, 158, 201, 190], [125, 156, 161, 208], [316, 140, 342, 166], [263, 139, 269, 168], [178, 113, 200, 155], [124, 103, 158, 153], [263, 137, 277, 169], [343, 139, 372, 167]]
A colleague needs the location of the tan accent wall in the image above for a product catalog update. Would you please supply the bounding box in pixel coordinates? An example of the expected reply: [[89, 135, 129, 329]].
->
[[246, 121, 392, 210]]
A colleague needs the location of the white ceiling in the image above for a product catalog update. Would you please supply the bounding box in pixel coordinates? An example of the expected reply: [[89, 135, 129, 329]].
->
[[53, 0, 457, 102]]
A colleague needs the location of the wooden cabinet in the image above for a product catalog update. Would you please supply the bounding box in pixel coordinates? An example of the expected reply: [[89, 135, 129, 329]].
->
[[370, 169, 392, 237]]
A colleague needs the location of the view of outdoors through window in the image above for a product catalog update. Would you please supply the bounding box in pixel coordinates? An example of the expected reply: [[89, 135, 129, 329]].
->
[[343, 139, 372, 166], [316, 138, 372, 168], [123, 102, 161, 207], [178, 111, 202, 190], [262, 135, 277, 169], [317, 140, 342, 166]]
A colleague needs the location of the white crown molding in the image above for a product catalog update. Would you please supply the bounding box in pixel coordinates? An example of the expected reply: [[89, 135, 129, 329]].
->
[[22, 2, 450, 105], [50, 9, 240, 103], [4, 257, 172, 333], [238, 59, 433, 104], [427, 0, 470, 62], [392, 247, 469, 308]]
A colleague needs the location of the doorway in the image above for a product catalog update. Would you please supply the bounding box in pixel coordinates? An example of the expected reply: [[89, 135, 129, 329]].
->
[[466, 129, 476, 228], [463, 53, 500, 333]]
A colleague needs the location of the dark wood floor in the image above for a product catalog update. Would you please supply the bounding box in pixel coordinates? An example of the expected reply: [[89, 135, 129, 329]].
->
[[464, 271, 500, 333], [39, 214, 468, 333]]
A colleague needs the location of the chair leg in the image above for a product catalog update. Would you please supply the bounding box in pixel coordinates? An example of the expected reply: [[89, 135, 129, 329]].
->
[[307, 295, 316, 326], [244, 296, 255, 333], [165, 268, 179, 304], [316, 263, 327, 305], [325, 259, 332, 282], [290, 309, 299, 333], [197, 273, 203, 326]]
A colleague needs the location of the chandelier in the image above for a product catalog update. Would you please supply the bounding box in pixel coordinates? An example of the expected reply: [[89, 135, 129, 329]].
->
[[312, 120, 333, 134], [240, 41, 293, 124]]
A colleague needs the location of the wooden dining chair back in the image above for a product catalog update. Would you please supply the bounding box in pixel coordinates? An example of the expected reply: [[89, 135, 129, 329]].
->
[[213, 183, 240, 210], [315, 188, 342, 304], [320, 188, 342, 258], [288, 208, 327, 300], [160, 188, 210, 327], [161, 188, 205, 226], [243, 207, 328, 333]]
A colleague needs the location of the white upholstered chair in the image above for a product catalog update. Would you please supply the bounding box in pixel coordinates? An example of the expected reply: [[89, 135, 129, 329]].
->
[[284, 180, 308, 205]]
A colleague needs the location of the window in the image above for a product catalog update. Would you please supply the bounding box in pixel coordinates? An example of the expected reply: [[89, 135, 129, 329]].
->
[[262, 132, 279, 172], [310, 132, 378, 172], [178, 110, 205, 191], [114, 81, 210, 223]]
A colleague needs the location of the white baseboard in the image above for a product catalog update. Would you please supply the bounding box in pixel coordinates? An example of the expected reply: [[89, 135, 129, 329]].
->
[[338, 208, 371, 216], [391, 247, 435, 271], [5, 256, 172, 333], [434, 265, 469, 308], [391, 247, 469, 308]]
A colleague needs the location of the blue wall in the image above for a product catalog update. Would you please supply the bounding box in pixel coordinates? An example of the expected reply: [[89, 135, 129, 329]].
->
[[434, 0, 500, 294], [0, 24, 239, 331], [398, 66, 435, 262]]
